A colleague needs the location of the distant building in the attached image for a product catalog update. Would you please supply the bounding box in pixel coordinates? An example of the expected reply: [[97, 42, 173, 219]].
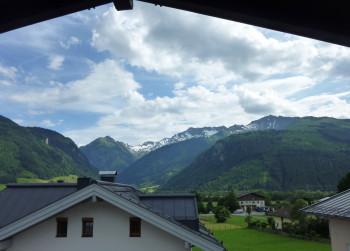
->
[[0, 175, 224, 251], [301, 189, 350, 251], [237, 192, 265, 211], [268, 206, 292, 230]]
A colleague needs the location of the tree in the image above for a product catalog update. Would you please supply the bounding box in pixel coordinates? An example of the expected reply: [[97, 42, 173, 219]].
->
[[337, 171, 350, 192], [247, 205, 252, 215], [217, 191, 240, 212], [225, 191, 240, 212], [206, 199, 214, 213], [191, 190, 206, 213], [267, 217, 276, 230], [291, 199, 308, 222], [215, 206, 231, 223], [263, 193, 272, 206]]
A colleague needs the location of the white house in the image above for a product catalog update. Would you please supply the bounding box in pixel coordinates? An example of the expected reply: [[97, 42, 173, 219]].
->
[[0, 177, 225, 251], [237, 192, 265, 211], [301, 189, 350, 251]]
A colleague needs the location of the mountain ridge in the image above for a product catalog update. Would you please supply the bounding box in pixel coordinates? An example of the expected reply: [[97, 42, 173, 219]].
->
[[0, 115, 98, 183], [161, 117, 350, 192], [80, 136, 136, 173]]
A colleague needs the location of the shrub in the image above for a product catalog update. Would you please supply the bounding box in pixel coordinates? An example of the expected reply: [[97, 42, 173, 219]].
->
[[215, 206, 231, 223], [267, 217, 276, 230]]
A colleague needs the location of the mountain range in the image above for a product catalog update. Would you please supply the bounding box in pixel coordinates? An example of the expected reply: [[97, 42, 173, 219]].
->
[[161, 117, 350, 192], [127, 115, 296, 157], [2, 114, 350, 193], [81, 115, 296, 175]]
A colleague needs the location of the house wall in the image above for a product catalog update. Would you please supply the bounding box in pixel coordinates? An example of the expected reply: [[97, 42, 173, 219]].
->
[[7, 200, 191, 251], [329, 218, 350, 251], [273, 217, 292, 230], [239, 200, 265, 211]]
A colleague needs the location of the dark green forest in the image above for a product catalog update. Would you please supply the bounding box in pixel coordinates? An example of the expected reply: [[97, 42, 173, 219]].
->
[[117, 134, 226, 187], [0, 116, 97, 183], [80, 136, 136, 173], [161, 117, 350, 192]]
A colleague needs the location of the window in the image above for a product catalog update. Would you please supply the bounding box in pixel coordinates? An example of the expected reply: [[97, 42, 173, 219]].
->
[[82, 218, 93, 237], [56, 217, 68, 237], [129, 217, 141, 237]]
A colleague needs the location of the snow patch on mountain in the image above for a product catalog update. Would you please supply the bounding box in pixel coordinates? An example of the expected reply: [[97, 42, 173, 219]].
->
[[127, 115, 297, 158]]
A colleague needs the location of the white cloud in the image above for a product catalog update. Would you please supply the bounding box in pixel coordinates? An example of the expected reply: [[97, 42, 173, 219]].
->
[[0, 22, 63, 52], [11, 59, 140, 113], [174, 82, 185, 90], [65, 77, 350, 146], [0, 63, 18, 80], [240, 76, 316, 98], [60, 36, 81, 49], [90, 4, 350, 87], [48, 54, 65, 70], [41, 119, 57, 127], [27, 109, 54, 116], [0, 80, 12, 86]]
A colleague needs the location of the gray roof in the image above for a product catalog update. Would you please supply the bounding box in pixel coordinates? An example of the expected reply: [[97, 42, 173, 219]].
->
[[237, 192, 265, 200], [301, 189, 350, 220], [0, 183, 77, 228], [99, 171, 117, 176], [269, 206, 292, 219], [140, 194, 198, 220]]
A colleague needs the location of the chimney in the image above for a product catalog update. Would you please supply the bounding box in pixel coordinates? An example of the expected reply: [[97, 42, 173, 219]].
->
[[77, 177, 96, 190], [99, 171, 118, 183]]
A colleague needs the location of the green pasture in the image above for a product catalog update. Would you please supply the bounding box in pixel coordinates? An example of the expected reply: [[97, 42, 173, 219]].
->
[[16, 174, 78, 184], [140, 185, 160, 193], [194, 215, 331, 251], [0, 184, 6, 191]]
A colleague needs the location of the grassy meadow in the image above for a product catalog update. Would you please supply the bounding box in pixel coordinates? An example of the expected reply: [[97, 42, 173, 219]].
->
[[16, 174, 78, 183], [0, 175, 79, 192], [194, 215, 331, 251], [0, 184, 6, 191]]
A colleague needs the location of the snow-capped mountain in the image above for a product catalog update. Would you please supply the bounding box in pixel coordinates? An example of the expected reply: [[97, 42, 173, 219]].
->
[[129, 126, 229, 158], [128, 115, 297, 158], [245, 115, 296, 130]]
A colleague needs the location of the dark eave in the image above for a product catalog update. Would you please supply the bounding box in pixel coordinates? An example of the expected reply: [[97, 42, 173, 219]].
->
[[1, 0, 350, 48]]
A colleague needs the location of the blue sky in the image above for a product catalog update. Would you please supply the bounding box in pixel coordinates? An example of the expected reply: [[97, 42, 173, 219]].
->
[[1, 2, 350, 146]]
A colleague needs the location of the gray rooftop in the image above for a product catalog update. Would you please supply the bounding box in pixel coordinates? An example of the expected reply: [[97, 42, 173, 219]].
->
[[0, 183, 77, 228], [99, 171, 117, 175], [140, 194, 198, 220], [301, 189, 350, 220]]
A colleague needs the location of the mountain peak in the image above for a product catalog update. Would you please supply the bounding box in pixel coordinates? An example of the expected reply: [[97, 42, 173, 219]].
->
[[104, 136, 115, 143]]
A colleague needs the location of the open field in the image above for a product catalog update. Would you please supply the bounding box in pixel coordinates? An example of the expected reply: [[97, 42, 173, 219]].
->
[[16, 175, 78, 184], [0, 184, 6, 191], [140, 185, 160, 193], [194, 216, 331, 251], [1, 175, 78, 191]]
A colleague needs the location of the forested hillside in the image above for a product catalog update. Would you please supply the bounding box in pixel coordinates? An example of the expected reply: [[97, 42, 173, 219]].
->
[[80, 136, 136, 173], [161, 117, 350, 192], [0, 116, 98, 183], [117, 135, 225, 187]]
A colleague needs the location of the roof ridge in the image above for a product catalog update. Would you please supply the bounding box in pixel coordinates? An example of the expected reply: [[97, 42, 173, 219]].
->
[[6, 183, 77, 187]]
